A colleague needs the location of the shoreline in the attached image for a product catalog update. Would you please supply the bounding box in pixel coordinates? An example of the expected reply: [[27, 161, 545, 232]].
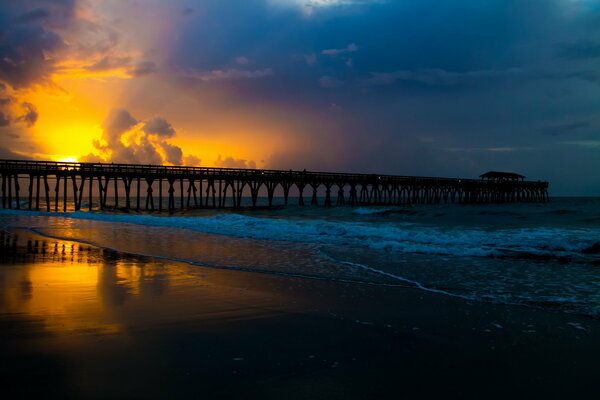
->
[[2, 228, 600, 399], [8, 223, 600, 320]]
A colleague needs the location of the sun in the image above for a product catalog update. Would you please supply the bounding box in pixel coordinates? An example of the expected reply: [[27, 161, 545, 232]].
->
[[57, 157, 79, 163]]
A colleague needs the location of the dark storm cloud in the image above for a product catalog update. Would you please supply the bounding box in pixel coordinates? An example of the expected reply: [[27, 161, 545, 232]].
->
[[0, 0, 78, 88], [15, 8, 51, 23], [0, 21, 65, 87], [162, 0, 600, 194]]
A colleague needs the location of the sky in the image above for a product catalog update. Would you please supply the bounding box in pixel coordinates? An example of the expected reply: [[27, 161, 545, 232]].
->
[[1, 0, 599, 195]]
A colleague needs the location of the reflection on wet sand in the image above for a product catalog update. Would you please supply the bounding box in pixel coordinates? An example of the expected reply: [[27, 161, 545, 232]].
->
[[1, 232, 164, 335], [0, 230, 289, 338]]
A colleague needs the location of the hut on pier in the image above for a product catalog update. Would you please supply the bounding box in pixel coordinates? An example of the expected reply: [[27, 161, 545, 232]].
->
[[479, 171, 525, 182]]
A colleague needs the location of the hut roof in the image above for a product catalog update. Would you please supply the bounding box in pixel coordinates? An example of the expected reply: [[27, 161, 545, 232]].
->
[[480, 171, 525, 179]]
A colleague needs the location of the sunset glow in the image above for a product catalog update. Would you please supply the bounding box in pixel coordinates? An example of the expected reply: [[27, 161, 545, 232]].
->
[[1, 0, 600, 193]]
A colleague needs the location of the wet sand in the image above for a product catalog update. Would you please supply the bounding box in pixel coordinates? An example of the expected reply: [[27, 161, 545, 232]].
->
[[1, 229, 600, 399]]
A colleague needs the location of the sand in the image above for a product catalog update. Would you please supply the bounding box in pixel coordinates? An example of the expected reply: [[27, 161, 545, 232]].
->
[[1, 229, 600, 399]]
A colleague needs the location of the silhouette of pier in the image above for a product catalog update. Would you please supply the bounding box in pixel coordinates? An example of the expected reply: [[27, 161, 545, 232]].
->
[[0, 159, 549, 212]]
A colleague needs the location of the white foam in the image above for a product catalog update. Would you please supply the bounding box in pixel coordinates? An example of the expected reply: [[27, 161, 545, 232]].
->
[[1, 208, 598, 261], [352, 207, 393, 215]]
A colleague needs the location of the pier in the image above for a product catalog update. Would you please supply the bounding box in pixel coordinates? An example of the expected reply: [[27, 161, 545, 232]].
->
[[0, 159, 549, 212]]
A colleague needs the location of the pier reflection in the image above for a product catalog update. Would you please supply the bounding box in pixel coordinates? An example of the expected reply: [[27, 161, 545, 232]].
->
[[0, 230, 288, 341], [0, 231, 171, 334]]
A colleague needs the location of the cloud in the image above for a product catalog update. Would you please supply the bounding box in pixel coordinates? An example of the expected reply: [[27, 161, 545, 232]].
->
[[561, 140, 600, 149], [0, 146, 30, 160], [235, 56, 249, 65], [0, 112, 9, 127], [143, 117, 176, 138], [364, 68, 523, 86], [319, 75, 344, 88], [0, 93, 39, 128], [102, 108, 138, 145], [184, 154, 201, 166], [442, 146, 533, 153], [215, 155, 256, 169], [82, 57, 158, 78], [0, 17, 66, 88], [539, 121, 589, 136], [322, 43, 358, 56], [16, 102, 38, 126], [15, 8, 51, 24], [85, 109, 197, 166], [159, 142, 183, 165], [85, 56, 132, 72], [180, 68, 274, 81], [302, 53, 316, 66], [128, 61, 159, 77], [271, 1, 387, 16]]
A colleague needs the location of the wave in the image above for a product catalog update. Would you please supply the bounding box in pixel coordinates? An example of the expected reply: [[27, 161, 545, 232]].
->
[[1, 208, 599, 263]]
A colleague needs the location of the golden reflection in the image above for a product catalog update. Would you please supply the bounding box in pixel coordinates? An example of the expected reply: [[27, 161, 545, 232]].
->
[[0, 231, 296, 339], [0, 234, 166, 335]]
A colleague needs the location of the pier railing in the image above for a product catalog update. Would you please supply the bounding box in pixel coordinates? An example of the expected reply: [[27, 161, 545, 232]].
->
[[0, 159, 549, 212]]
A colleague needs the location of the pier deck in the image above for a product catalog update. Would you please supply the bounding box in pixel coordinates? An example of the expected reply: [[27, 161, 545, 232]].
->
[[0, 160, 549, 212]]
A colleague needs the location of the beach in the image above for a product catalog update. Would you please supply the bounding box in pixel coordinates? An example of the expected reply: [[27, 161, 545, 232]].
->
[[2, 226, 600, 399]]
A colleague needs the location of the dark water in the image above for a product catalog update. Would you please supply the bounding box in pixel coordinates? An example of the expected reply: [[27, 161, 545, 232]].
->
[[1, 197, 599, 316]]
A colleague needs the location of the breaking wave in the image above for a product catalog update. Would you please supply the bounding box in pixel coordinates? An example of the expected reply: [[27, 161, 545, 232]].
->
[[2, 209, 598, 263]]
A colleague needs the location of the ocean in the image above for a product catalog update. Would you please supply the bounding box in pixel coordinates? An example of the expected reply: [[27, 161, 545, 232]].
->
[[1, 197, 599, 317]]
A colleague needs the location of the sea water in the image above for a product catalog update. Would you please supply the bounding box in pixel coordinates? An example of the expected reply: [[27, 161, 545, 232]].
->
[[1, 197, 599, 316]]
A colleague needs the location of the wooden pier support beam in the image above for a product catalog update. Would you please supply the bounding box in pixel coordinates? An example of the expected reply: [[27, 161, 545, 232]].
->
[[43, 175, 50, 211], [297, 183, 306, 206], [1, 173, 6, 209], [14, 174, 20, 209], [180, 179, 184, 209], [28, 175, 34, 210], [35, 175, 41, 211], [281, 182, 291, 205], [136, 177, 141, 211], [63, 173, 68, 211], [158, 178, 163, 211], [265, 182, 277, 207], [336, 184, 345, 206], [311, 183, 319, 206], [145, 178, 154, 211], [168, 179, 176, 211], [324, 183, 332, 207], [123, 176, 132, 210], [89, 176, 94, 211], [113, 175, 119, 209]]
